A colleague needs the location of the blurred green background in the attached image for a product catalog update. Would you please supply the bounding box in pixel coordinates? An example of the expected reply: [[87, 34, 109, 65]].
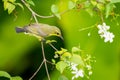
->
[[0, 0, 120, 80]]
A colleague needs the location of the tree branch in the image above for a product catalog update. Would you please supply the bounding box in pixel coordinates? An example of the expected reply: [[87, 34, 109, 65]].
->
[[21, 0, 54, 19], [21, 0, 66, 80], [29, 60, 44, 80], [48, 43, 58, 51], [41, 41, 50, 80], [21, 0, 69, 20]]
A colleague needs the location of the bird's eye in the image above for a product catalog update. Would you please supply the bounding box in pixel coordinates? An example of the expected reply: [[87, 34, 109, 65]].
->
[[56, 32, 59, 35]]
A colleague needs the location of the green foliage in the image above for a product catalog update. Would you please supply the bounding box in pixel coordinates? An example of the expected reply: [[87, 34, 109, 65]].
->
[[15, 3, 24, 10], [0, 71, 11, 79], [3, 0, 16, 14], [111, 0, 120, 3], [11, 76, 23, 80], [46, 40, 57, 44], [51, 4, 59, 14], [1, 0, 120, 80], [56, 61, 68, 73], [69, 54, 84, 65], [0, 71, 23, 80], [51, 4, 61, 19], [68, 0, 76, 10], [105, 3, 115, 18], [2, 0, 23, 14], [55, 48, 67, 55], [61, 52, 71, 60], [72, 47, 81, 53], [53, 46, 95, 79], [58, 75, 68, 80], [26, 0, 35, 6]]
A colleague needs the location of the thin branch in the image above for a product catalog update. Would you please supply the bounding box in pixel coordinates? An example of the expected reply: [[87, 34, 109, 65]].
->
[[21, 0, 38, 23], [35, 13, 54, 18], [29, 60, 44, 80], [21, 0, 53, 19], [46, 60, 55, 65], [48, 43, 58, 51], [21, 0, 69, 19], [41, 41, 51, 80], [79, 25, 96, 32]]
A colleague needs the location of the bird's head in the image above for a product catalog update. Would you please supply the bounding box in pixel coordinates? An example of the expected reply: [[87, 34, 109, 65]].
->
[[49, 26, 63, 40]]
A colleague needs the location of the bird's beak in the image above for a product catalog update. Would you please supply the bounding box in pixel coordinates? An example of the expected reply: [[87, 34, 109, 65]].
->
[[59, 35, 64, 41]]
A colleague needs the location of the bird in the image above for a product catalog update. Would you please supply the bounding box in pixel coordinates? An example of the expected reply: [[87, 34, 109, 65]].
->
[[15, 23, 63, 41]]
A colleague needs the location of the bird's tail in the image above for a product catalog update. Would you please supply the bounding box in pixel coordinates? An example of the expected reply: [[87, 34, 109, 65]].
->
[[15, 27, 25, 33]]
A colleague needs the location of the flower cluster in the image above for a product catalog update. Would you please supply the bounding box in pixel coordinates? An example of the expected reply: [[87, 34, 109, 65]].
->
[[70, 63, 84, 80], [54, 47, 95, 80], [97, 22, 115, 43], [66, 62, 84, 80], [66, 61, 93, 80]]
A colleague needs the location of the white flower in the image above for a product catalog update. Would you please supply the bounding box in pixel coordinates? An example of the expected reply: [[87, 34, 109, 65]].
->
[[102, 32, 115, 43], [71, 63, 78, 71], [97, 22, 115, 43], [72, 69, 84, 80], [97, 22, 110, 34]]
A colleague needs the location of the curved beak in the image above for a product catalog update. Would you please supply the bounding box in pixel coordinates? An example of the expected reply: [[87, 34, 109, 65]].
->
[[59, 35, 64, 41]]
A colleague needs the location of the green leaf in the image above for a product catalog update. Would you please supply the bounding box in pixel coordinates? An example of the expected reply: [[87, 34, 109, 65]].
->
[[0, 71, 11, 79], [68, 0, 75, 10], [15, 3, 24, 10], [46, 40, 57, 44], [86, 8, 94, 16], [52, 59, 56, 64], [11, 76, 23, 80], [111, 0, 120, 3], [54, 13, 61, 19], [51, 4, 59, 14], [8, 3, 15, 14], [58, 75, 68, 80], [3, 1, 16, 14], [105, 3, 115, 18], [70, 54, 84, 66], [72, 47, 81, 53], [8, 0, 16, 3], [51, 4, 61, 19], [61, 52, 72, 60], [26, 0, 35, 6], [56, 61, 68, 73], [97, 3, 105, 11], [4, 1, 10, 10], [55, 48, 67, 55]]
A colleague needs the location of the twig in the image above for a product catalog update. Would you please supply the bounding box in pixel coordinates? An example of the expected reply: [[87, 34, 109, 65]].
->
[[79, 25, 96, 32], [48, 43, 58, 51], [21, 0, 69, 19], [41, 41, 51, 80], [21, 0, 54, 19], [29, 60, 44, 80], [46, 60, 55, 65]]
